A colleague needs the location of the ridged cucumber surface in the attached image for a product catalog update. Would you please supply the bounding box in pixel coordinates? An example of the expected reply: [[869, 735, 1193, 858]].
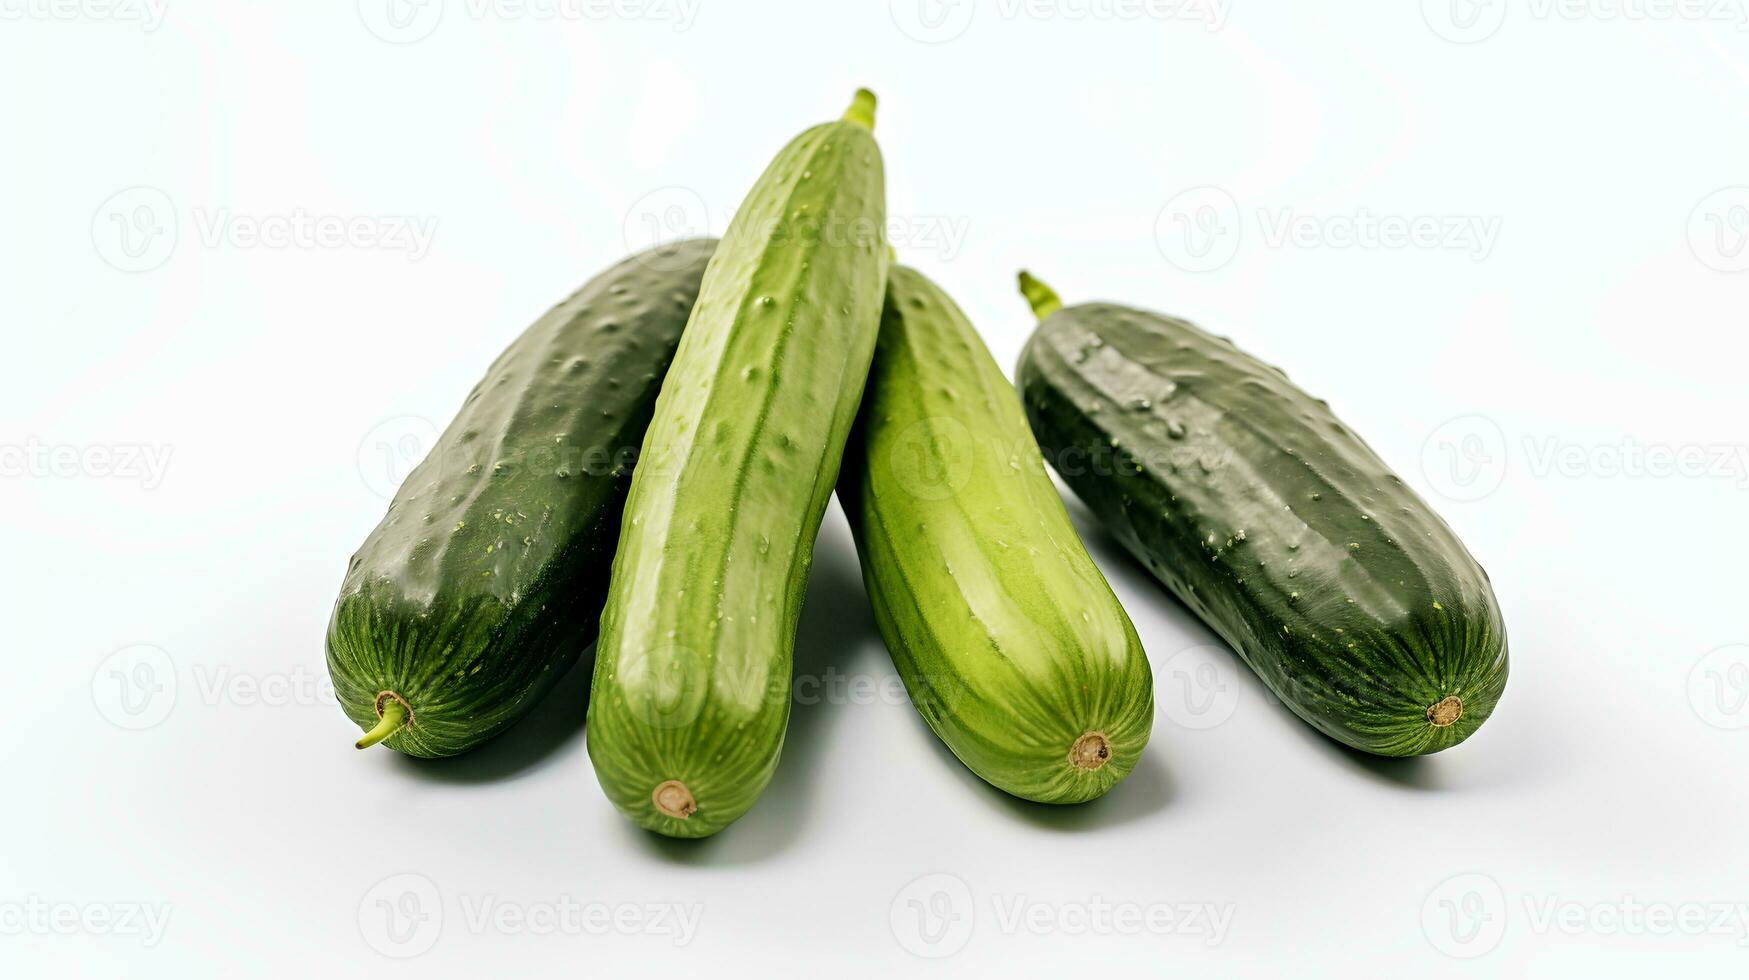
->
[[839, 266, 1154, 803], [586, 91, 888, 837], [326, 239, 716, 757], [1014, 273, 1508, 756]]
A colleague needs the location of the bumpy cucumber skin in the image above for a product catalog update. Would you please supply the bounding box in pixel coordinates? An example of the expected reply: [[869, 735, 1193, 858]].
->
[[1017, 302, 1508, 756], [326, 239, 716, 757], [586, 109, 887, 837], [839, 268, 1154, 803]]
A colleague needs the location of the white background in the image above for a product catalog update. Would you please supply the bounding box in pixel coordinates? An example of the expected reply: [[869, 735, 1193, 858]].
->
[[3, 1, 1747, 976]]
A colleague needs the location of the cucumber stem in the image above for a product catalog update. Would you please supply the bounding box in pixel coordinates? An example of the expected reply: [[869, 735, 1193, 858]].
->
[[355, 697, 406, 750], [843, 88, 877, 130], [1017, 270, 1062, 320], [652, 780, 697, 820]]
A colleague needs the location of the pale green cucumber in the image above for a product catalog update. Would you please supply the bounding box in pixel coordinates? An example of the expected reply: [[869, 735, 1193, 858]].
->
[[838, 265, 1154, 803], [585, 90, 889, 837]]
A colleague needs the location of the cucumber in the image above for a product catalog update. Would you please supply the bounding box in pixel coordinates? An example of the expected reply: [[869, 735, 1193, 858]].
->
[[325, 238, 716, 757], [585, 90, 889, 837], [1013, 272, 1508, 756], [839, 266, 1154, 803]]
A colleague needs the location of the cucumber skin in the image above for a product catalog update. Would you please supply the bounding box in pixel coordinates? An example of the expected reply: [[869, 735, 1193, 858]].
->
[[839, 268, 1154, 803], [325, 239, 716, 757], [586, 112, 887, 837], [1016, 302, 1508, 756]]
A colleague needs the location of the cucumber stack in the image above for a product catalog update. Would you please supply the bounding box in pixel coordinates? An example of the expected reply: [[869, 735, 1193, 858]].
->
[[326, 89, 1512, 839]]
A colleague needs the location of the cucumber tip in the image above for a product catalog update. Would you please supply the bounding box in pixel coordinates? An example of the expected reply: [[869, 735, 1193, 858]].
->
[[1069, 731, 1112, 770], [652, 780, 697, 820], [1426, 696, 1464, 728]]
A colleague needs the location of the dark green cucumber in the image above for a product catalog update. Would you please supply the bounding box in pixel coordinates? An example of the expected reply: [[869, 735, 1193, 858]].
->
[[586, 90, 888, 837], [839, 266, 1154, 803], [326, 239, 716, 757], [1014, 272, 1507, 756]]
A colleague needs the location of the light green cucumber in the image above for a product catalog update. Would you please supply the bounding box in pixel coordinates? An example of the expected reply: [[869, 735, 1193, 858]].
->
[[838, 265, 1154, 803], [585, 90, 889, 837]]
